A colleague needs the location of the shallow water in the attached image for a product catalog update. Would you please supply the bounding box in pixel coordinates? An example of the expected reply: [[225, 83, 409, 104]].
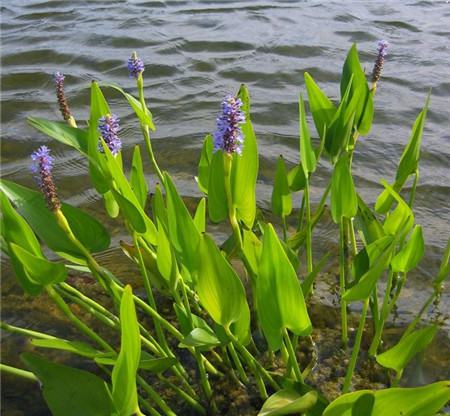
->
[[1, 0, 450, 413]]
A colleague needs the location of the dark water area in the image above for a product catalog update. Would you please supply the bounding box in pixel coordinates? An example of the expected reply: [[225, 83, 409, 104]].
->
[[1, 1, 450, 414]]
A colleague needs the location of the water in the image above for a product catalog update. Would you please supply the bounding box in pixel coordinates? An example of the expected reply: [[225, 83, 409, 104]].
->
[[1, 0, 449, 413]]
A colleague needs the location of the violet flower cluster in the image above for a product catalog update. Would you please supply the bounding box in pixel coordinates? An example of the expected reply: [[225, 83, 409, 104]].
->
[[98, 114, 122, 155], [54, 71, 73, 122], [213, 95, 245, 155], [371, 40, 389, 84], [30, 146, 61, 212], [127, 52, 144, 79]]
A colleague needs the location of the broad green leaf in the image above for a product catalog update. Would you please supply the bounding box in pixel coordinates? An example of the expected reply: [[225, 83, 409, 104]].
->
[[357, 89, 374, 136], [344, 237, 394, 302], [151, 183, 168, 228], [287, 164, 306, 192], [104, 190, 120, 218], [258, 389, 318, 416], [95, 352, 176, 373], [88, 81, 112, 194], [179, 328, 222, 350], [376, 96, 429, 213], [0, 192, 43, 294], [340, 44, 370, 133], [304, 72, 336, 140], [193, 198, 206, 233], [173, 303, 214, 336], [271, 155, 292, 218], [196, 233, 250, 343], [354, 194, 384, 245], [323, 381, 450, 416], [299, 94, 317, 174], [28, 117, 88, 153], [22, 352, 114, 416], [111, 285, 141, 416], [331, 152, 358, 224], [165, 173, 201, 274], [231, 84, 259, 228], [111, 190, 146, 233], [376, 326, 437, 374], [130, 145, 148, 209], [9, 243, 67, 286], [197, 134, 214, 194], [391, 225, 424, 273], [242, 229, 262, 278], [257, 224, 311, 351], [156, 219, 175, 287], [31, 338, 100, 358], [207, 151, 228, 223], [0, 180, 110, 262], [351, 393, 374, 416], [379, 181, 414, 237], [103, 83, 155, 130]]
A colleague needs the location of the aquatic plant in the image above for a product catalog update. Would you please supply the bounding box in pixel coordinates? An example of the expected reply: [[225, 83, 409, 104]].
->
[[1, 41, 449, 416]]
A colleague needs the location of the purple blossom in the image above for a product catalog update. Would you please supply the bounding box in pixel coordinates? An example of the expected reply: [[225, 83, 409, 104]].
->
[[30, 146, 61, 211], [98, 114, 122, 155], [127, 52, 144, 79], [213, 95, 245, 155], [54, 71, 73, 121], [372, 40, 389, 84]]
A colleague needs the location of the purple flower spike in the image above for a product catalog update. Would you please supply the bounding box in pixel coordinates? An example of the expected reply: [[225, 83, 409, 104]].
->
[[54, 71, 73, 122], [98, 114, 122, 155], [372, 40, 389, 84], [30, 146, 61, 212], [127, 52, 144, 79], [213, 95, 246, 155]]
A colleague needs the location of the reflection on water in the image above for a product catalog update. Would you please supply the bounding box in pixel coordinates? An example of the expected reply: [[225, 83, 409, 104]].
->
[[1, 0, 449, 414]]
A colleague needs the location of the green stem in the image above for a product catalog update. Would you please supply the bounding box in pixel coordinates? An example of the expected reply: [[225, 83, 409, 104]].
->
[[297, 193, 306, 232], [0, 321, 56, 340], [160, 375, 206, 415], [227, 342, 249, 384], [339, 221, 348, 346], [368, 269, 395, 356], [46, 285, 114, 353], [137, 375, 177, 416], [343, 298, 369, 393], [0, 364, 39, 382], [304, 179, 313, 274], [402, 291, 436, 340], [282, 215, 288, 242], [283, 329, 303, 383]]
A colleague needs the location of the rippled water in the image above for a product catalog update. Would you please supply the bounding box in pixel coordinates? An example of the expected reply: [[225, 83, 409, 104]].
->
[[1, 0, 449, 413]]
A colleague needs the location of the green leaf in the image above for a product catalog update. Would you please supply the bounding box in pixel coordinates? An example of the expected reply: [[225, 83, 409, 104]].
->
[[95, 352, 177, 373], [197, 134, 214, 194], [375, 95, 429, 213], [9, 243, 67, 286], [0, 180, 110, 262], [304, 72, 336, 140], [242, 229, 262, 278], [340, 44, 370, 133], [104, 83, 155, 130], [207, 151, 228, 223], [351, 393, 374, 416], [330, 152, 358, 224], [354, 194, 384, 245], [112, 190, 146, 233], [111, 285, 141, 416], [0, 192, 43, 294], [299, 94, 317, 174], [231, 84, 259, 228], [173, 303, 214, 336], [258, 389, 318, 416], [193, 197, 206, 233], [130, 145, 148, 209], [179, 328, 222, 350], [31, 338, 100, 358], [287, 164, 306, 192], [196, 233, 250, 343], [151, 184, 168, 228], [165, 173, 201, 274], [104, 190, 120, 218], [357, 89, 374, 136], [156, 219, 175, 287], [257, 224, 311, 351], [301, 252, 331, 297], [88, 81, 112, 194], [344, 236, 394, 302], [28, 117, 88, 153], [391, 225, 424, 273], [22, 352, 114, 416], [271, 155, 292, 218], [323, 381, 450, 416], [376, 326, 438, 374]]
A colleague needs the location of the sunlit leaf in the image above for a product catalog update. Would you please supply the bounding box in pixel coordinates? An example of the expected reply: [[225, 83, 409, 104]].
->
[[299, 94, 317, 174], [258, 389, 318, 416], [130, 145, 148, 209], [391, 225, 424, 273], [271, 155, 292, 218]]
